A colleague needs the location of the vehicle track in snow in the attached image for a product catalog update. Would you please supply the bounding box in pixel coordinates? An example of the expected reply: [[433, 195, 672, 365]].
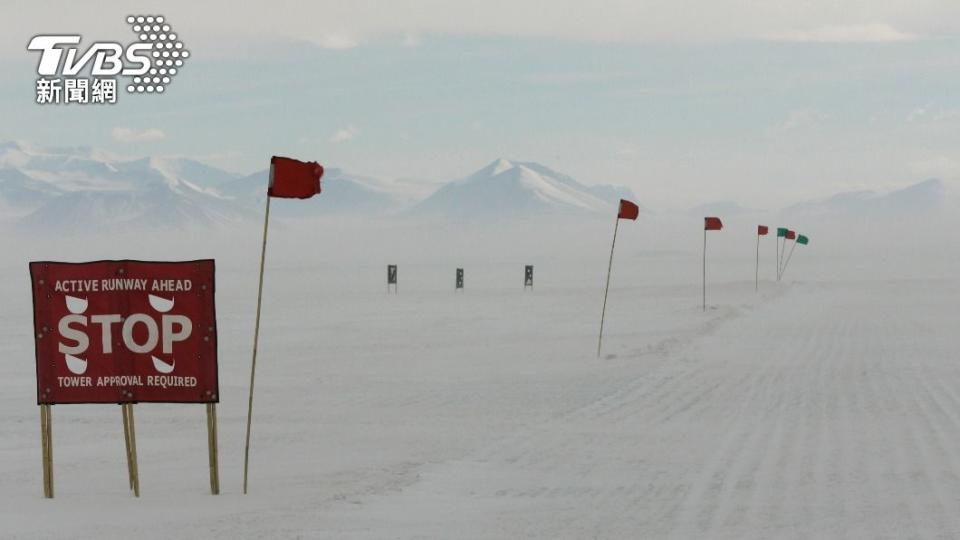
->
[[322, 279, 960, 539]]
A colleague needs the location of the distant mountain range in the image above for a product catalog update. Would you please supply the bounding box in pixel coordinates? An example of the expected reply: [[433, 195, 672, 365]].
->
[[779, 179, 949, 220], [0, 141, 952, 230], [687, 200, 756, 217], [412, 159, 635, 218], [220, 167, 400, 217], [0, 143, 636, 229]]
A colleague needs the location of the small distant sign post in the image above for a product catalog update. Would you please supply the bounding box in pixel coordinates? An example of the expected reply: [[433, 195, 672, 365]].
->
[[524, 265, 533, 289], [455, 268, 464, 291], [29, 260, 220, 498], [387, 265, 397, 294]]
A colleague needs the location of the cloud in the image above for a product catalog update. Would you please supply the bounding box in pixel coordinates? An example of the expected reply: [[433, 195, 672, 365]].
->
[[401, 32, 422, 47], [780, 109, 826, 131], [111, 127, 166, 143], [329, 125, 360, 143], [526, 71, 633, 85], [908, 155, 960, 178], [614, 144, 639, 157], [313, 33, 359, 50], [907, 106, 930, 123], [907, 105, 960, 124], [767, 23, 916, 43], [5, 1, 957, 59]]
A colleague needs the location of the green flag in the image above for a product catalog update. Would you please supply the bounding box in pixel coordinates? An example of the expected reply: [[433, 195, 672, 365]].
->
[[777, 227, 788, 237], [797, 234, 809, 245]]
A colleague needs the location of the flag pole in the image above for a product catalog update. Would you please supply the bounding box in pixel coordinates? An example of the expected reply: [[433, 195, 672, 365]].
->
[[776, 235, 780, 281], [243, 194, 272, 495], [775, 233, 779, 281], [781, 240, 799, 280], [777, 237, 783, 280], [755, 232, 760, 291], [597, 215, 620, 358], [779, 237, 793, 280], [777, 235, 785, 281], [702, 227, 707, 311]]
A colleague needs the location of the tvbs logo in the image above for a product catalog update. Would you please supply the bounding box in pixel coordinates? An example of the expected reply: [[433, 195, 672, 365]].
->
[[28, 36, 152, 77], [27, 15, 189, 105], [57, 294, 192, 375]]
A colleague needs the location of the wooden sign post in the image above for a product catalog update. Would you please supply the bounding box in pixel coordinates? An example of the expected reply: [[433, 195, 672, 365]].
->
[[206, 402, 219, 494], [29, 260, 220, 498], [40, 404, 52, 498]]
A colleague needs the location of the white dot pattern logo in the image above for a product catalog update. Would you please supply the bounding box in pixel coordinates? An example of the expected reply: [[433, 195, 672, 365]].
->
[[126, 15, 188, 94]]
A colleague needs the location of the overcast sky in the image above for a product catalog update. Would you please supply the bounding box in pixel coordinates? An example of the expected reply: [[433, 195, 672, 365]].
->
[[2, 1, 960, 208]]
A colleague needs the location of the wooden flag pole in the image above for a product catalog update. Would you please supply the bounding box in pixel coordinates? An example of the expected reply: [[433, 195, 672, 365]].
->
[[125, 403, 140, 497], [597, 215, 620, 358], [755, 232, 760, 292], [781, 241, 799, 280], [207, 403, 220, 495], [40, 404, 53, 498], [779, 238, 794, 280], [244, 194, 272, 495], [775, 233, 779, 281], [122, 404, 134, 491], [777, 238, 782, 280], [702, 227, 707, 311], [776, 236, 782, 281]]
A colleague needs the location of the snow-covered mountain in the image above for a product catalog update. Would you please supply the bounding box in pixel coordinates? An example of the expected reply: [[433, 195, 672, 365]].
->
[[150, 157, 242, 194], [0, 142, 252, 229], [412, 159, 635, 218], [5, 142, 954, 233], [19, 184, 251, 230], [0, 143, 408, 228], [0, 166, 62, 217], [0, 146, 639, 229], [219, 167, 400, 216], [688, 200, 756, 217], [780, 179, 951, 220]]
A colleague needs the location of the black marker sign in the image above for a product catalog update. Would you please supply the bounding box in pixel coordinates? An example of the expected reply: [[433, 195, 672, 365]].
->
[[387, 265, 398, 293]]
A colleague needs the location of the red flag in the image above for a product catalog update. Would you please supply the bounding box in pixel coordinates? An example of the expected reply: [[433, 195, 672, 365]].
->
[[758, 225, 769, 235], [618, 199, 639, 220], [786, 230, 796, 240], [704, 217, 723, 231], [268, 156, 324, 199]]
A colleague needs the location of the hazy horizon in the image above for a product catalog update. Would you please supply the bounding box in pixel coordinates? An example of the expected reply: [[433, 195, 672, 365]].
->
[[4, 1, 960, 209]]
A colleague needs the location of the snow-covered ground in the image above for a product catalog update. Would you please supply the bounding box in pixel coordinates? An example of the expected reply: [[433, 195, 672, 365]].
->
[[1, 219, 959, 538]]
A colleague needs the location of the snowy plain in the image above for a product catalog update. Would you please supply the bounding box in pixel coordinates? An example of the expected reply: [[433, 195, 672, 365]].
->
[[1, 211, 959, 539]]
